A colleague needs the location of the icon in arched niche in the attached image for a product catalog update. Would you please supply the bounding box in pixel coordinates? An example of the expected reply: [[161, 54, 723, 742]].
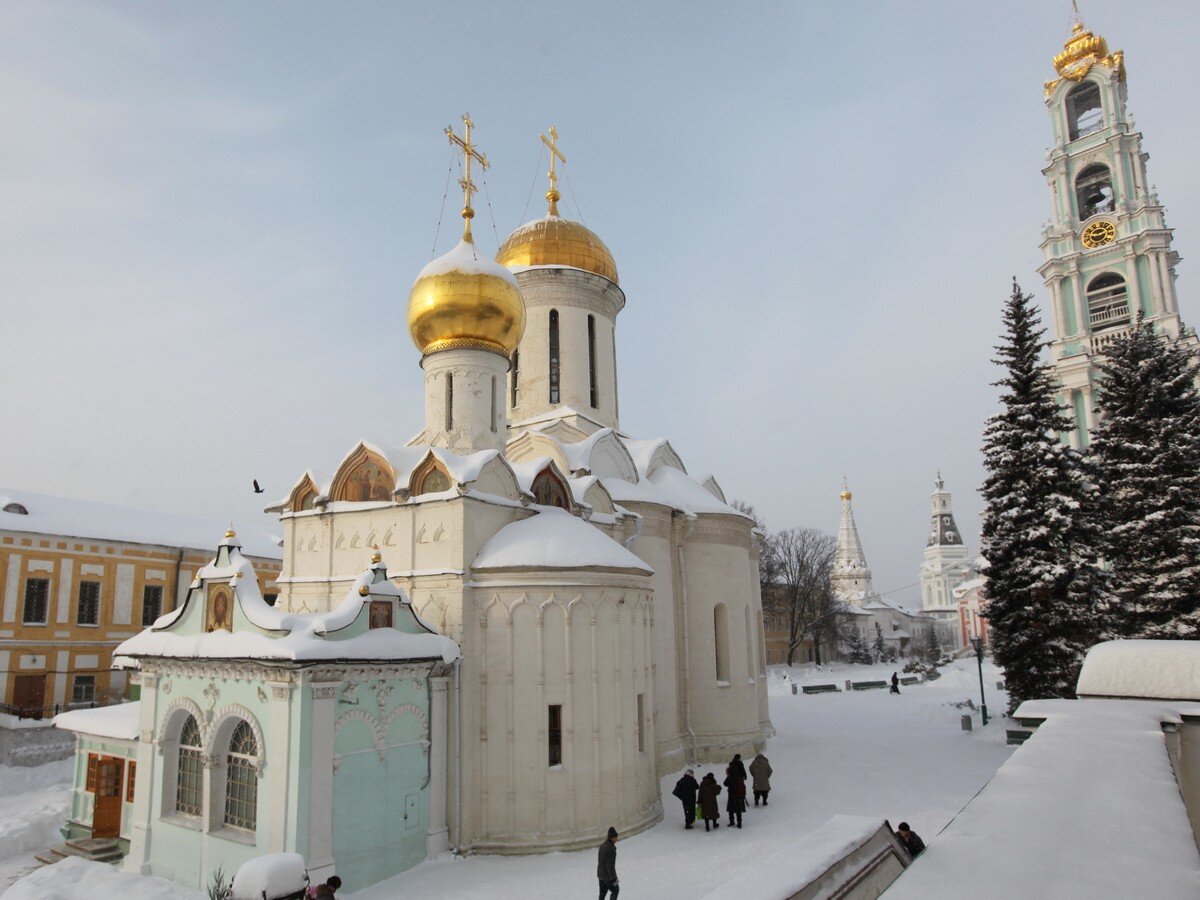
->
[[206, 585, 233, 633], [369, 600, 393, 630], [344, 459, 393, 502]]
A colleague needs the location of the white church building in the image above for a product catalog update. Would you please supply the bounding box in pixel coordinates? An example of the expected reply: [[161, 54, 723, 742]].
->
[[265, 120, 773, 859], [917, 474, 976, 652]]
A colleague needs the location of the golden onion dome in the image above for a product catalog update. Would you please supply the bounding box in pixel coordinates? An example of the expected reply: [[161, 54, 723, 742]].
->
[[840, 490, 852, 501], [407, 236, 526, 357], [496, 214, 619, 284]]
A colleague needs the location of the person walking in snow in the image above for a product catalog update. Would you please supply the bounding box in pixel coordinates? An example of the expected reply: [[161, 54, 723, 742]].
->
[[598, 826, 619, 899], [895, 822, 926, 858], [723, 763, 747, 829], [697, 772, 722, 831], [672, 768, 700, 829], [890, 672, 901, 694], [748, 752, 773, 806]]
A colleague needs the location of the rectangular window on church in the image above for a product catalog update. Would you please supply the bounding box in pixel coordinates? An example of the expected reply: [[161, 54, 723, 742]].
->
[[636, 693, 645, 752], [548, 704, 562, 767], [77, 581, 100, 626]]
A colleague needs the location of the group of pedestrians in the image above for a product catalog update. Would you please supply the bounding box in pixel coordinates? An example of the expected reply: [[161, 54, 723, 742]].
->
[[671, 751, 773, 832]]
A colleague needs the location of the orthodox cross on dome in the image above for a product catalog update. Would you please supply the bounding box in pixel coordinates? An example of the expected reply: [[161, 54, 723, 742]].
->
[[446, 113, 489, 241], [540, 126, 567, 217]]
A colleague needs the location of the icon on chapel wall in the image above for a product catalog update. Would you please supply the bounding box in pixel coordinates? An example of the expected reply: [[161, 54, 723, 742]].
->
[[369, 600, 393, 630], [206, 585, 233, 632], [347, 460, 392, 502]]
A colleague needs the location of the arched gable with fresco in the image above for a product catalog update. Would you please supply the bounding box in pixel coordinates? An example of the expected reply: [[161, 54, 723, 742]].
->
[[330, 446, 396, 503]]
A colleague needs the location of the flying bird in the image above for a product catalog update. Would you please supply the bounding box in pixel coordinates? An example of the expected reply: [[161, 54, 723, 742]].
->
[[252, 479, 265, 494]]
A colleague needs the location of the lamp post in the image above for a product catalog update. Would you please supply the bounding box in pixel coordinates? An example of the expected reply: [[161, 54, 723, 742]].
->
[[971, 636, 989, 726]]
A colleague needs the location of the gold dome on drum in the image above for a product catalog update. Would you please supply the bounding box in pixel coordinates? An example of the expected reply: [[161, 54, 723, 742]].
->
[[407, 236, 526, 357], [496, 214, 619, 284]]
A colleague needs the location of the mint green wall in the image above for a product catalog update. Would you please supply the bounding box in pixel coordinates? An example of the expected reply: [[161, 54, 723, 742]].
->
[[1062, 280, 1077, 334], [330, 676, 431, 893]]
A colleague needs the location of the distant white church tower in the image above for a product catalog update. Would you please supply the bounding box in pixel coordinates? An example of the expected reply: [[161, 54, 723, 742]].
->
[[918, 473, 971, 612], [832, 484, 873, 606], [1040, 17, 1197, 447]]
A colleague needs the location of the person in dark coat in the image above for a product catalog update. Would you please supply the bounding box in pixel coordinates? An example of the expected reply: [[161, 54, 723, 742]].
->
[[895, 822, 926, 858], [697, 772, 722, 832], [748, 752, 773, 806], [727, 753, 748, 781], [597, 826, 619, 898], [671, 768, 700, 829], [723, 764, 747, 829], [890, 672, 901, 694]]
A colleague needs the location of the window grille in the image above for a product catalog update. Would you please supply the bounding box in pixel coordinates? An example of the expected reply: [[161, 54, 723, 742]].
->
[[142, 585, 163, 627], [224, 720, 258, 831], [72, 675, 95, 704], [548, 705, 562, 766], [549, 310, 560, 404], [77, 581, 100, 626], [22, 578, 49, 624], [176, 716, 203, 816], [587, 314, 598, 408]]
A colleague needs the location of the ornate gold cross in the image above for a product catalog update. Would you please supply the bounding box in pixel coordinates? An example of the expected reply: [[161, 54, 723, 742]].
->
[[446, 113, 489, 240], [540, 126, 567, 216]]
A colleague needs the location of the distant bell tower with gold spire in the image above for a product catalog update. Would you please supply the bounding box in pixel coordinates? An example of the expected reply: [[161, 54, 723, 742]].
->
[[407, 114, 525, 453], [497, 127, 625, 436], [1039, 14, 1196, 448]]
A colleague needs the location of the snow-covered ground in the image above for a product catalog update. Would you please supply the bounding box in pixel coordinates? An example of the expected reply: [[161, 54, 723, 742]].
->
[[0, 758, 74, 894], [2, 659, 1011, 898], [354, 658, 1011, 899]]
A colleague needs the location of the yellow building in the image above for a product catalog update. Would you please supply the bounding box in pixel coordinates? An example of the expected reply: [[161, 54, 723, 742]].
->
[[0, 489, 281, 718]]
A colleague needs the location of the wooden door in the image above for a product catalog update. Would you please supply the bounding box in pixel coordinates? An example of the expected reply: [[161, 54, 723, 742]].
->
[[92, 757, 124, 838], [12, 675, 45, 720]]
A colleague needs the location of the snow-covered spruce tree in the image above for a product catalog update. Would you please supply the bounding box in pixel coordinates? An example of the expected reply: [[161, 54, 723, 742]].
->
[[871, 622, 888, 662], [1088, 317, 1200, 639], [980, 279, 1103, 713]]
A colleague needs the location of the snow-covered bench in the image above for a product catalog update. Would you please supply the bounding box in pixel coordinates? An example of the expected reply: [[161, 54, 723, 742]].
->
[[899, 676, 920, 686], [851, 680, 887, 691], [801, 684, 840, 694]]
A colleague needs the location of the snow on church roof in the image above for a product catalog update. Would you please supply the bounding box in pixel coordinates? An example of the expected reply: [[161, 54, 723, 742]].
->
[[117, 540, 459, 664], [1076, 639, 1200, 701], [602, 467, 749, 519], [472, 507, 652, 573], [0, 487, 282, 559]]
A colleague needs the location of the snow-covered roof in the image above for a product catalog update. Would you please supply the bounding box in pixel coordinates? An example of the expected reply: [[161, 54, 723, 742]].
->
[[54, 702, 140, 740], [472, 507, 652, 574], [602, 466, 749, 519], [952, 577, 986, 596], [117, 543, 459, 664], [0, 487, 282, 559], [1077, 639, 1200, 701], [704, 815, 894, 900], [417, 238, 519, 285], [887, 697, 1200, 898]]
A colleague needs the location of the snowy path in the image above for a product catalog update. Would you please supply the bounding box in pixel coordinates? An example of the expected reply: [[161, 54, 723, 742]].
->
[[352, 659, 1013, 899]]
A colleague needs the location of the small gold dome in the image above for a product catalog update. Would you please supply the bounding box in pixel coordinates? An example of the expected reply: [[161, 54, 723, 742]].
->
[[840, 490, 852, 501], [407, 237, 526, 356], [496, 214, 619, 284]]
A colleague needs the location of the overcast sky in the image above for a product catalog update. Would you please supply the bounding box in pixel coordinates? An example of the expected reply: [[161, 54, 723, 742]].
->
[[3, 1, 1199, 605]]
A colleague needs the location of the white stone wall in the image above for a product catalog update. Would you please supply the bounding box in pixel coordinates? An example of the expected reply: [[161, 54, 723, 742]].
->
[[420, 348, 510, 454]]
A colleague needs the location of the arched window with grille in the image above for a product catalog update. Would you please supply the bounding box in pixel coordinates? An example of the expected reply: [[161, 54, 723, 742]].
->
[[175, 715, 203, 817], [1075, 163, 1114, 219], [1087, 272, 1130, 331], [548, 309, 560, 404], [1066, 81, 1103, 140], [223, 720, 258, 831]]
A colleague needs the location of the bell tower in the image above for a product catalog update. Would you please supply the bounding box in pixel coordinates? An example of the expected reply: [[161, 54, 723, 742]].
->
[[1039, 17, 1195, 448]]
